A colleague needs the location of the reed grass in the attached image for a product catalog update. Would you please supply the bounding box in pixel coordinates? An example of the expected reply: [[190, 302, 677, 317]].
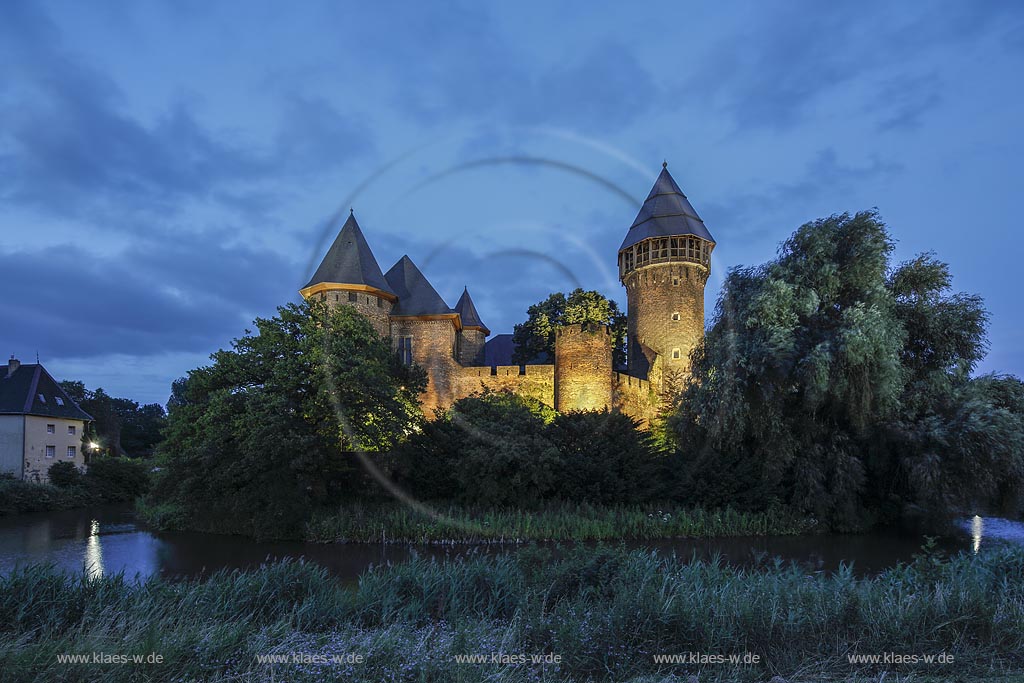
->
[[1, 545, 1023, 682], [303, 502, 817, 543]]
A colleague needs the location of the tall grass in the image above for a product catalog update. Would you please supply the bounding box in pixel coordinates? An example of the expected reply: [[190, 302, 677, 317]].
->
[[1, 546, 1023, 681], [304, 502, 817, 543]]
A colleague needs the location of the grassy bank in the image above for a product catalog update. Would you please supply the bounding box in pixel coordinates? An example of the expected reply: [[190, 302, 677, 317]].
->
[[1, 545, 1023, 682], [139, 500, 818, 542]]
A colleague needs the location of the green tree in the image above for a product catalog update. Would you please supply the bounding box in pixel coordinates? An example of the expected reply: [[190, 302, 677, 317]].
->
[[670, 211, 1024, 529], [150, 299, 426, 538], [58, 382, 168, 458], [512, 289, 627, 368]]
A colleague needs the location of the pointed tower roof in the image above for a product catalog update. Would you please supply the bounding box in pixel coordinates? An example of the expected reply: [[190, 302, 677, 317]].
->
[[302, 211, 395, 296], [384, 256, 455, 317], [454, 287, 490, 335], [619, 163, 715, 251]]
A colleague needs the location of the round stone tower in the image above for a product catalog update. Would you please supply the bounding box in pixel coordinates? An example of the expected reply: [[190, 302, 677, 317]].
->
[[618, 164, 715, 381], [554, 323, 613, 412]]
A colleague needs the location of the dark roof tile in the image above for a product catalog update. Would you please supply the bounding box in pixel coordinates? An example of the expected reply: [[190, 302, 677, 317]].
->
[[454, 287, 489, 335], [619, 165, 715, 251], [303, 212, 395, 294], [384, 256, 454, 317]]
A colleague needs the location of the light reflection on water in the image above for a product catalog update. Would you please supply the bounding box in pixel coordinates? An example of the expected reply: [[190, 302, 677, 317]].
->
[[2, 504, 1023, 582], [85, 519, 103, 578]]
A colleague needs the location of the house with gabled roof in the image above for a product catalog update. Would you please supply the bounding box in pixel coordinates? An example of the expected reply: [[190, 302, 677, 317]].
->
[[300, 164, 715, 424], [0, 357, 93, 483]]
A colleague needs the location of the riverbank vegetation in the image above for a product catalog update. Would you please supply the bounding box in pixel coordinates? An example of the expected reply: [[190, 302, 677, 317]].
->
[[2, 545, 1023, 682], [0, 459, 150, 516], [145, 212, 1024, 544]]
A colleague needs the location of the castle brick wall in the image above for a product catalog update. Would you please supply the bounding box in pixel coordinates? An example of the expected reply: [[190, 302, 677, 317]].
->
[[554, 324, 613, 412], [625, 263, 706, 378], [613, 372, 661, 428], [318, 289, 393, 338], [458, 329, 487, 366], [449, 364, 555, 408], [391, 318, 459, 414]]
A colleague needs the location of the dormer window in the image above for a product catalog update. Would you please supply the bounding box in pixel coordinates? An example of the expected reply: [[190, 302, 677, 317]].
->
[[55, 397, 64, 406], [38, 394, 46, 404]]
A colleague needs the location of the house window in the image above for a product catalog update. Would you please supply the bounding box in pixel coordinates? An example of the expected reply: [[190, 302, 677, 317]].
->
[[45, 445, 55, 458], [67, 446, 76, 458], [671, 348, 681, 360], [348, 292, 358, 302], [397, 336, 414, 365], [38, 394, 46, 404], [68, 425, 76, 435], [55, 397, 64, 406], [671, 312, 681, 321], [46, 424, 55, 434]]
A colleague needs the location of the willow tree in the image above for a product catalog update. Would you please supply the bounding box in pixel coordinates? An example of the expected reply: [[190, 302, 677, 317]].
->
[[670, 211, 1024, 529]]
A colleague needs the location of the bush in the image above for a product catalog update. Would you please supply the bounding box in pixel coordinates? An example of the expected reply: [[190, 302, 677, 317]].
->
[[84, 458, 151, 502], [46, 462, 83, 489]]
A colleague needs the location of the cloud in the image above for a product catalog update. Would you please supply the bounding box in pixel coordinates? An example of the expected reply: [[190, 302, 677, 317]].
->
[[0, 3, 372, 226], [0, 231, 298, 361]]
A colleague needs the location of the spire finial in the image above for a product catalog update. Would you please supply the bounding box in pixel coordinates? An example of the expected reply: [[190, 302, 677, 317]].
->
[[350, 207, 354, 215], [662, 160, 668, 169]]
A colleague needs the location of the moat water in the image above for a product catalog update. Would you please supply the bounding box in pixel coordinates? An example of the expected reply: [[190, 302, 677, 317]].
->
[[1, 504, 1021, 581]]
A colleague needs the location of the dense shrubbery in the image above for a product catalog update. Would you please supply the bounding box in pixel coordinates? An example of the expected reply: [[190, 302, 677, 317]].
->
[[2, 546, 1023, 682], [0, 459, 151, 515], [395, 390, 670, 507], [148, 299, 425, 539], [670, 211, 1024, 530]]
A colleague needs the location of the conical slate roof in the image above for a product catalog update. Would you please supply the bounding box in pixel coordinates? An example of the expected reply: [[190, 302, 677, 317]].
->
[[619, 164, 715, 251], [303, 212, 395, 294], [384, 256, 454, 316], [454, 287, 489, 335]]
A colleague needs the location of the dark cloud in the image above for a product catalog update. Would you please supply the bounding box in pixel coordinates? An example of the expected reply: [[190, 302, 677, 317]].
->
[[0, 3, 371, 225], [689, 1, 1023, 131], [701, 149, 902, 241], [0, 231, 298, 360]]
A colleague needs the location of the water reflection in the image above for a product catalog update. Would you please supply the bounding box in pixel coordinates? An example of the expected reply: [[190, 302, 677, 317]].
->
[[85, 519, 103, 578], [1, 504, 1021, 582]]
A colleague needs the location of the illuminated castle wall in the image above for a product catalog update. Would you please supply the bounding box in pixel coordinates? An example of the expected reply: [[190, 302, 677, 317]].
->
[[301, 164, 715, 426]]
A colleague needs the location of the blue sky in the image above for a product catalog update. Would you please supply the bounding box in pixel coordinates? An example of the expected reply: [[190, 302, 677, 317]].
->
[[2, 1, 1022, 405]]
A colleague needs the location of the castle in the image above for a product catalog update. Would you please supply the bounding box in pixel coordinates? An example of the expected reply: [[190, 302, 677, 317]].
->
[[300, 164, 715, 425]]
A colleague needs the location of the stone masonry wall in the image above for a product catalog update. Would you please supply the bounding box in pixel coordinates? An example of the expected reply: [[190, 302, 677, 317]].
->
[[625, 263, 706, 380], [319, 288, 393, 338], [391, 318, 459, 415], [613, 372, 661, 428], [458, 329, 487, 366], [554, 323, 613, 412], [450, 364, 555, 409]]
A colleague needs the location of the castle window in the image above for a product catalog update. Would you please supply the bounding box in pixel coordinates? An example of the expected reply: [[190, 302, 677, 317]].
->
[[377, 297, 383, 308], [671, 348, 681, 360], [397, 336, 413, 365], [335, 294, 339, 302], [672, 276, 680, 286], [671, 312, 680, 321], [348, 292, 358, 302]]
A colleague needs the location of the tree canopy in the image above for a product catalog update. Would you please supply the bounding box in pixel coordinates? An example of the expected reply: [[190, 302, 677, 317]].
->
[[512, 288, 627, 367], [150, 299, 426, 538], [670, 210, 1024, 529], [58, 381, 167, 458]]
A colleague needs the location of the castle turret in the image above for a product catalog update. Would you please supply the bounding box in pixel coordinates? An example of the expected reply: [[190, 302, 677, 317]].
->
[[554, 323, 613, 412], [618, 164, 715, 382], [384, 255, 461, 412], [299, 210, 396, 337], [454, 287, 489, 366]]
